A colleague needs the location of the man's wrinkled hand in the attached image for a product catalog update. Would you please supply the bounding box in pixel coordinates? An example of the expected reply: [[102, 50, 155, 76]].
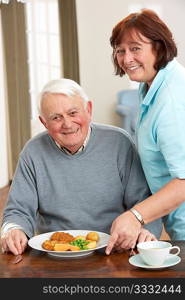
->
[[137, 228, 157, 243], [1, 229, 28, 255]]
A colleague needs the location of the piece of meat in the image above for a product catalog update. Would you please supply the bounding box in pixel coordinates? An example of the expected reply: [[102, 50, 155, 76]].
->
[[42, 240, 59, 251], [50, 232, 74, 243]]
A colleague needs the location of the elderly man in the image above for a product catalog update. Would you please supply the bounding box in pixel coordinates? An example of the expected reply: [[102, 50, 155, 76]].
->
[[0, 78, 162, 255]]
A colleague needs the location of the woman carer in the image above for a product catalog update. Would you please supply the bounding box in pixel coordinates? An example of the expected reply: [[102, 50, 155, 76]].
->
[[106, 9, 185, 254]]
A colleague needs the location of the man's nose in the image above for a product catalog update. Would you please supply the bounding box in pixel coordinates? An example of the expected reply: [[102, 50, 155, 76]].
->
[[62, 116, 72, 128]]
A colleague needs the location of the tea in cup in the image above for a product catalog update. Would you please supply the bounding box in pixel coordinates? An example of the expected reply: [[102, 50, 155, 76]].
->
[[137, 241, 180, 266]]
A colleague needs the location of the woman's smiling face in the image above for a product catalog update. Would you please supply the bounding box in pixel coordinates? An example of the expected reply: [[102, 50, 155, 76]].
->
[[115, 29, 157, 87]]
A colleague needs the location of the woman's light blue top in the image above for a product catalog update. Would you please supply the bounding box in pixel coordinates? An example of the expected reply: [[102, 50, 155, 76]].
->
[[137, 59, 185, 240]]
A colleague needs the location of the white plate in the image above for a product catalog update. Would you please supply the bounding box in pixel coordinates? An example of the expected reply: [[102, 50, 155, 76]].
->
[[28, 230, 110, 258], [129, 254, 181, 270]]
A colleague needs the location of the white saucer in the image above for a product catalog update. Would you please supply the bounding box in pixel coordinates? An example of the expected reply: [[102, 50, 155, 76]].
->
[[129, 254, 181, 270]]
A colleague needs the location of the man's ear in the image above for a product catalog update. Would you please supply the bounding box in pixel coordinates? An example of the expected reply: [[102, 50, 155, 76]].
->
[[39, 116, 48, 129], [87, 101, 93, 117]]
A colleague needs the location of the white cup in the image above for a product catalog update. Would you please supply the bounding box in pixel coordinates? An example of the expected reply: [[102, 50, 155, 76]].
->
[[137, 241, 180, 266]]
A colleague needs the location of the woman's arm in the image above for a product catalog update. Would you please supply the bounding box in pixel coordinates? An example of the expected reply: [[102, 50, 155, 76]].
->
[[106, 178, 185, 254], [134, 178, 185, 223]]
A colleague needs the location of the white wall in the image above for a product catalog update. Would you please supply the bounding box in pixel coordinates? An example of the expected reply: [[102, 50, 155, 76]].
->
[[0, 11, 9, 188], [76, 0, 185, 127]]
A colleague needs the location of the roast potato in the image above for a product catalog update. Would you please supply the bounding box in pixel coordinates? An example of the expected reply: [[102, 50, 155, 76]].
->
[[86, 232, 99, 242]]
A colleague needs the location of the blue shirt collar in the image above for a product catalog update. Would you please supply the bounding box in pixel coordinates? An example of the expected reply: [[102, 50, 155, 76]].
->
[[139, 59, 177, 106]]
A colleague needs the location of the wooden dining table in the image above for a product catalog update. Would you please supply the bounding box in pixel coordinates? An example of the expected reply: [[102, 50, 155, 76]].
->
[[0, 241, 185, 278], [1, 241, 185, 299]]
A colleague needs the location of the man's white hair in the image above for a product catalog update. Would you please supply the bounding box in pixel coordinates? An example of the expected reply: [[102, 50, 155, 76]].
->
[[38, 78, 89, 114]]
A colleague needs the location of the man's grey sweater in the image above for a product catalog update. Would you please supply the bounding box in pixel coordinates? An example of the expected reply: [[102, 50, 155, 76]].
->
[[2, 123, 162, 238]]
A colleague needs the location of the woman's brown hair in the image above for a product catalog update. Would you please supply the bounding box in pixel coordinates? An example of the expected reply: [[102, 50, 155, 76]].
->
[[110, 9, 177, 76]]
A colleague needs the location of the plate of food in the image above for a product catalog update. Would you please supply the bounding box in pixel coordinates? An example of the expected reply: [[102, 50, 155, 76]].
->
[[28, 230, 110, 257]]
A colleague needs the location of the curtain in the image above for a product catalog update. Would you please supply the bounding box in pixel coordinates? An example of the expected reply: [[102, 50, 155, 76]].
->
[[1, 1, 31, 177], [58, 0, 80, 83]]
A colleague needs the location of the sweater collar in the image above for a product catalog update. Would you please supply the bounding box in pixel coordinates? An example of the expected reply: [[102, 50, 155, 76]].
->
[[55, 126, 91, 155]]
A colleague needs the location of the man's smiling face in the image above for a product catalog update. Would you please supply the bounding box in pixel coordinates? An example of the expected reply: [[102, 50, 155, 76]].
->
[[39, 93, 92, 153]]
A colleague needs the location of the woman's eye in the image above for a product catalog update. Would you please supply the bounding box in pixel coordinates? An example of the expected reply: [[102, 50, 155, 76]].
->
[[116, 49, 125, 55]]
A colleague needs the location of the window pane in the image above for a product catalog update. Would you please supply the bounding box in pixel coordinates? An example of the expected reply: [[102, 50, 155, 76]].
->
[[34, 2, 47, 32], [30, 91, 37, 118], [36, 33, 48, 63], [26, 32, 34, 62], [49, 35, 60, 66], [26, 2, 32, 31], [50, 67, 61, 79], [25, 0, 62, 135], [28, 63, 36, 92], [48, 1, 59, 34], [38, 64, 49, 91]]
